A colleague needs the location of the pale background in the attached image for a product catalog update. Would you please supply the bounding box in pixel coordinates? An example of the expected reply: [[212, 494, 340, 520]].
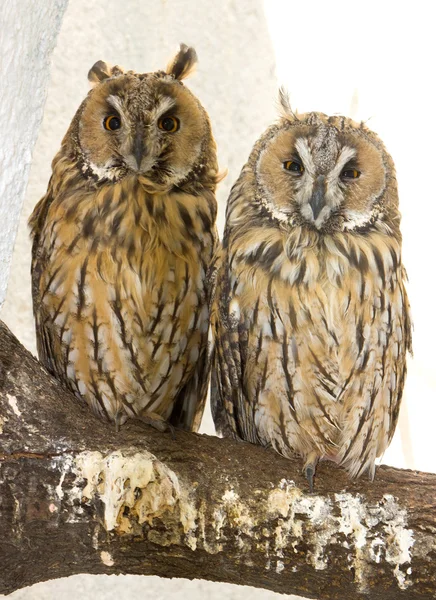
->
[[1, 0, 435, 599]]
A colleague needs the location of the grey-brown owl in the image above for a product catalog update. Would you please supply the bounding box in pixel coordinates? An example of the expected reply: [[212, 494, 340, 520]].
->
[[212, 94, 412, 488], [29, 44, 219, 432]]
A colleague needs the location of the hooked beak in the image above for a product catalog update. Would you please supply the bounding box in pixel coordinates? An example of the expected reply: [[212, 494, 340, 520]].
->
[[132, 126, 146, 170], [309, 175, 326, 220]]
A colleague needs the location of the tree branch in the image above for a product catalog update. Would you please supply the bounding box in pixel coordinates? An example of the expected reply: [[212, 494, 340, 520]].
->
[[0, 320, 435, 599]]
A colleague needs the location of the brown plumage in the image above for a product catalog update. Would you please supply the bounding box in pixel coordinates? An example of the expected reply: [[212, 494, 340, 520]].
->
[[30, 44, 219, 432], [212, 102, 412, 487]]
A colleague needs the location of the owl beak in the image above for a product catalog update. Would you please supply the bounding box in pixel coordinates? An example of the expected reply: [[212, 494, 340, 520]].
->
[[309, 175, 326, 220], [133, 130, 145, 170]]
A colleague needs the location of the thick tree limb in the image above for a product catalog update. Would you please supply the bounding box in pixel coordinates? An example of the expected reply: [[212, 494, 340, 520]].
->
[[0, 320, 435, 599]]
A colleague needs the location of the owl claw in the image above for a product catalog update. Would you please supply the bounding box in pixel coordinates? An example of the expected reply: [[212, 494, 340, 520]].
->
[[134, 413, 176, 438], [303, 453, 319, 493], [305, 465, 315, 493]]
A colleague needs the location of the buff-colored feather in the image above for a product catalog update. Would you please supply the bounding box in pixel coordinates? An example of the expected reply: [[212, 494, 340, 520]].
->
[[30, 46, 219, 433], [212, 108, 412, 485]]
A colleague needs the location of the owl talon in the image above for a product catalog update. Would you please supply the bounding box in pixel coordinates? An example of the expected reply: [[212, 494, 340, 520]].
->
[[135, 413, 176, 437], [303, 453, 319, 493], [305, 465, 315, 493]]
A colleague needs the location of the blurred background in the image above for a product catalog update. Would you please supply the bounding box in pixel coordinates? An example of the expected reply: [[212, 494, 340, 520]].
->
[[1, 0, 434, 599]]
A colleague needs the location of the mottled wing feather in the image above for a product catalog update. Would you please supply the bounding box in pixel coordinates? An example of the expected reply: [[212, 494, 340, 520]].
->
[[169, 345, 208, 431], [337, 272, 412, 477], [211, 255, 257, 442], [29, 186, 62, 378], [169, 239, 220, 431]]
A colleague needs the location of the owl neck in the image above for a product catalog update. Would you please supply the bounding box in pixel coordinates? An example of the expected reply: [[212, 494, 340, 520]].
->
[[229, 221, 402, 292], [52, 171, 215, 258]]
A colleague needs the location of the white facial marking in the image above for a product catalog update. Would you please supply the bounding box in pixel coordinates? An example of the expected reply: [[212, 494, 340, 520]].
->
[[124, 154, 157, 174], [107, 95, 130, 130], [85, 160, 120, 182], [343, 209, 373, 230], [295, 138, 315, 177], [327, 146, 356, 184], [296, 142, 363, 229], [151, 97, 177, 122]]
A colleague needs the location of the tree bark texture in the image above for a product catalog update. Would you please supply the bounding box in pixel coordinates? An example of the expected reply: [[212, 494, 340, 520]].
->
[[0, 320, 435, 599]]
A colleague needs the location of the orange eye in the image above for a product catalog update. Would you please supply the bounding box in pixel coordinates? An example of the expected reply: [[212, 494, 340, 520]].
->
[[158, 116, 179, 133], [284, 160, 304, 175], [341, 168, 360, 179], [103, 115, 121, 131]]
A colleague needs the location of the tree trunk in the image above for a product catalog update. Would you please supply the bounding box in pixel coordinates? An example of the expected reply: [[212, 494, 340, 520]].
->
[[0, 320, 435, 599]]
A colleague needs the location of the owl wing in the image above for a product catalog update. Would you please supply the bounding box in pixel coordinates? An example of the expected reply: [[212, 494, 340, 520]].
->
[[210, 251, 257, 441], [168, 342, 210, 432], [29, 184, 63, 378], [168, 232, 220, 433], [337, 264, 413, 478]]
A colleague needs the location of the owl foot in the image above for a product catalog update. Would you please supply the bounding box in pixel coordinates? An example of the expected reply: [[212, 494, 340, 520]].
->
[[135, 413, 176, 438], [303, 453, 319, 493], [305, 465, 315, 493]]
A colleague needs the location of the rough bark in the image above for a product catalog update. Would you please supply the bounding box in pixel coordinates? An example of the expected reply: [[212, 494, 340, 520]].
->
[[0, 320, 435, 599]]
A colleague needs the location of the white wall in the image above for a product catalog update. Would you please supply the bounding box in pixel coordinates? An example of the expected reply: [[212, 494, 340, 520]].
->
[[0, 0, 68, 309]]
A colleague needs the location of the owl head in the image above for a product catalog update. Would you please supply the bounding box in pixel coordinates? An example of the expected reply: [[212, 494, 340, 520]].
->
[[246, 91, 399, 235], [63, 44, 218, 191]]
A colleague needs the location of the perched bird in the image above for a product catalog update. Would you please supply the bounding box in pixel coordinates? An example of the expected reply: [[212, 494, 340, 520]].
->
[[212, 93, 412, 488], [29, 44, 219, 432]]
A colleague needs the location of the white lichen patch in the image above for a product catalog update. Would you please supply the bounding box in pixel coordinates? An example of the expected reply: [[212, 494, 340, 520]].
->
[[265, 480, 415, 592], [7, 394, 21, 416], [276, 560, 285, 573], [382, 495, 414, 590], [47, 453, 417, 593], [268, 479, 336, 571], [220, 488, 255, 535], [0, 413, 7, 434], [56, 455, 74, 500], [100, 550, 114, 566], [202, 487, 256, 556], [179, 488, 199, 551], [336, 493, 369, 586], [74, 450, 180, 532]]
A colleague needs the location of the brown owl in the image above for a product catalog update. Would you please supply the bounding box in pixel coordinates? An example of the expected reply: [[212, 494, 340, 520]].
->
[[29, 44, 220, 432], [212, 93, 412, 489]]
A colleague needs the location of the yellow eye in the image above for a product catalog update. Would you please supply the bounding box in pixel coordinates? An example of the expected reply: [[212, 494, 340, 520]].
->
[[283, 160, 304, 175], [158, 116, 179, 133], [103, 115, 121, 131], [341, 168, 360, 180]]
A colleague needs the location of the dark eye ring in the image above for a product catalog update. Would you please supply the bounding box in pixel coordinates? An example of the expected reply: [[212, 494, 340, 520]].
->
[[341, 168, 360, 180], [158, 116, 179, 133], [103, 115, 121, 131], [283, 160, 304, 175]]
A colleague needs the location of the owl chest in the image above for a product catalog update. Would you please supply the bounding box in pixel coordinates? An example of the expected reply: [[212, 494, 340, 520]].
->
[[234, 247, 365, 342], [231, 239, 391, 392], [47, 236, 206, 339], [40, 212, 208, 411]]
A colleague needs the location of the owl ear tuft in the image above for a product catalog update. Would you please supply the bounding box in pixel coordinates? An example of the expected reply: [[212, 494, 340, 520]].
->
[[88, 61, 124, 85], [166, 44, 198, 80], [278, 87, 298, 121]]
